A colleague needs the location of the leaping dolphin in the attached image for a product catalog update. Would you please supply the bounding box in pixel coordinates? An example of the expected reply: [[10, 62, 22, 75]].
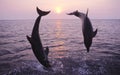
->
[[26, 7, 51, 67], [67, 9, 97, 52]]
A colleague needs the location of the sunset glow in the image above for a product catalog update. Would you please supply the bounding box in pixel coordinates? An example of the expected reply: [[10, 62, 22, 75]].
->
[[0, 0, 120, 19], [55, 7, 62, 14]]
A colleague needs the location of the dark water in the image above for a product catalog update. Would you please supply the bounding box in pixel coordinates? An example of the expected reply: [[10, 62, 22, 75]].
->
[[0, 19, 120, 75]]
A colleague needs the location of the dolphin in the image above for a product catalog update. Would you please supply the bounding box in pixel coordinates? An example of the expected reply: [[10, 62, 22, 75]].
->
[[67, 9, 97, 52], [26, 7, 51, 67]]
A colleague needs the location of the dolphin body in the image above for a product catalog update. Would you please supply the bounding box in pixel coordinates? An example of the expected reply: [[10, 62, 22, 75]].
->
[[26, 7, 51, 67], [67, 9, 97, 52]]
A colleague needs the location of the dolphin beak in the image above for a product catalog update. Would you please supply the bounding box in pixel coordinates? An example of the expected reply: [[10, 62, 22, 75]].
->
[[67, 12, 74, 15]]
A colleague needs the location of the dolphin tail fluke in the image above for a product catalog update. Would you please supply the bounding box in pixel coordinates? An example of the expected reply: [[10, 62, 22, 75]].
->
[[36, 7, 50, 16], [93, 29, 98, 37]]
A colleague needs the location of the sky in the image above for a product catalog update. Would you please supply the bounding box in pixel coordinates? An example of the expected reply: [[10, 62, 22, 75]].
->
[[0, 0, 120, 20]]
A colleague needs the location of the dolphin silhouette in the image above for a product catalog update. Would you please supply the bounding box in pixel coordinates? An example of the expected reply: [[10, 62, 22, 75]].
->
[[26, 7, 51, 67], [67, 9, 97, 52]]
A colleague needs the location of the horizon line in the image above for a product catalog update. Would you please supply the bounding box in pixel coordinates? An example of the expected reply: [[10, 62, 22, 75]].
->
[[0, 18, 120, 21]]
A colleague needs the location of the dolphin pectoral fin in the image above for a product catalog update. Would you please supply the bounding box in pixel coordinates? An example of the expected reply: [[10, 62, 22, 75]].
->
[[92, 29, 98, 37], [45, 46, 49, 56], [36, 7, 50, 16], [26, 35, 32, 44]]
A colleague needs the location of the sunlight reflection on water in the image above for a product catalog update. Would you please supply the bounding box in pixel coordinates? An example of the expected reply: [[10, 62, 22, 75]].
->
[[0, 19, 120, 75]]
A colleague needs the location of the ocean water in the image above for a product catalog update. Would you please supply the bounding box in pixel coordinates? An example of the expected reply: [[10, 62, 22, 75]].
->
[[0, 19, 120, 75]]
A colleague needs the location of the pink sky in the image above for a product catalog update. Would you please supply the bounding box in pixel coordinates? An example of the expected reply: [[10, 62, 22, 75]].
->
[[0, 0, 120, 19]]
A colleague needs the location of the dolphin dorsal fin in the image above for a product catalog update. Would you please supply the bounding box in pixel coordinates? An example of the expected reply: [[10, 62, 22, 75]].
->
[[45, 46, 49, 56], [93, 29, 98, 37], [86, 8, 89, 17], [44, 46, 49, 60]]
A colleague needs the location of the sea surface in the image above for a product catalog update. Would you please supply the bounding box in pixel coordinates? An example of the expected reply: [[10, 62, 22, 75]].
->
[[0, 19, 120, 75]]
